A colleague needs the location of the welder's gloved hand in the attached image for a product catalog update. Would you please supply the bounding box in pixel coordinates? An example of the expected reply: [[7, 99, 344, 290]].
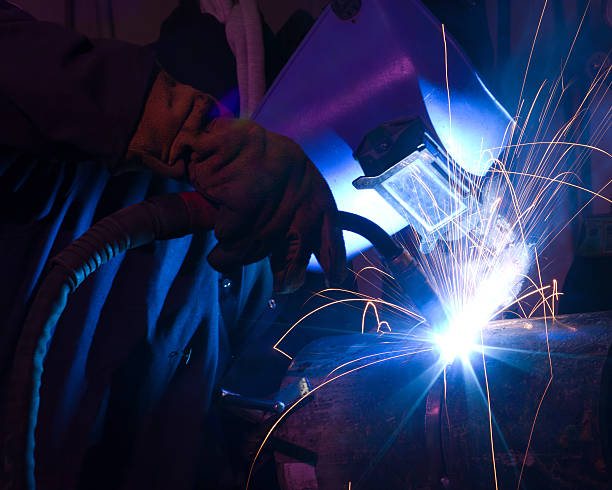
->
[[124, 70, 346, 293]]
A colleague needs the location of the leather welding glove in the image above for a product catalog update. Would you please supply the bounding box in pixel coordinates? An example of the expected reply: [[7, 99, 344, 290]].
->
[[124, 70, 346, 293]]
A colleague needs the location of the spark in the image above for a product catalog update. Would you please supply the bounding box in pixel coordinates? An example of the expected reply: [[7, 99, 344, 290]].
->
[[273, 291, 424, 359], [354, 265, 396, 282], [443, 365, 451, 432], [442, 23, 452, 161], [516, 250, 554, 490], [324, 345, 431, 381], [485, 141, 612, 161], [517, 0, 548, 115], [480, 326, 499, 490], [361, 300, 389, 334]]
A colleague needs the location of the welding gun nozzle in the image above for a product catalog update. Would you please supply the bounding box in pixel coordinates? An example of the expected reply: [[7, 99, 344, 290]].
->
[[335, 211, 446, 328], [387, 250, 447, 329]]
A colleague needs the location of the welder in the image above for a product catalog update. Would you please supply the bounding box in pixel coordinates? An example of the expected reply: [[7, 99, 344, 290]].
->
[[0, 0, 524, 487], [0, 2, 346, 489]]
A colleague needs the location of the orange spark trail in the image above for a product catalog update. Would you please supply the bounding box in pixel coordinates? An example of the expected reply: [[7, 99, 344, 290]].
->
[[485, 141, 612, 160], [480, 328, 499, 490], [361, 300, 389, 334], [517, 0, 548, 122], [442, 24, 452, 147], [443, 366, 451, 435], [354, 265, 395, 282], [325, 347, 430, 380], [362, 301, 378, 334], [516, 251, 555, 490], [273, 293, 423, 358]]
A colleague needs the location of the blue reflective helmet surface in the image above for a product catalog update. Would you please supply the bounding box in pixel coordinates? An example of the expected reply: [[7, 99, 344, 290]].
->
[[253, 0, 514, 267]]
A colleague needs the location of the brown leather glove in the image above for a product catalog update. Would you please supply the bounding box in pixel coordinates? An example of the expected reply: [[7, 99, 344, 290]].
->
[[124, 70, 346, 292]]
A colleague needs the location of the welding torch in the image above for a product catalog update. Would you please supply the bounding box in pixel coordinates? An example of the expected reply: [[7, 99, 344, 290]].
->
[[336, 210, 447, 329]]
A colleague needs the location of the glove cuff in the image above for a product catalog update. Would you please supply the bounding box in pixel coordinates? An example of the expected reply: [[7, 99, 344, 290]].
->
[[119, 69, 220, 179]]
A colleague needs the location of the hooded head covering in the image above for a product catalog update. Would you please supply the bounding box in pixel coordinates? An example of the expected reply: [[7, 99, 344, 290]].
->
[[200, 0, 265, 116]]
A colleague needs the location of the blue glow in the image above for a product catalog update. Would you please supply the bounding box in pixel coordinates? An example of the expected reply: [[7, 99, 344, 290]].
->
[[433, 237, 531, 364], [303, 131, 410, 268], [434, 328, 478, 365], [418, 78, 514, 177], [378, 152, 466, 232]]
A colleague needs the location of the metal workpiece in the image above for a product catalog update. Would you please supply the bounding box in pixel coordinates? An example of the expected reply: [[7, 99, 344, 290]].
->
[[442, 311, 612, 490], [273, 311, 612, 490], [274, 333, 443, 490]]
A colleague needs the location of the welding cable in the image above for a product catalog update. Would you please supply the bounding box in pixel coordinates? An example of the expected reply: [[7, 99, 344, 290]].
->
[[336, 211, 403, 261], [4, 191, 216, 490]]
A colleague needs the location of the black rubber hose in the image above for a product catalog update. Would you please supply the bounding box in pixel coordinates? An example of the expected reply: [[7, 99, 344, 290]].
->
[[336, 211, 402, 261]]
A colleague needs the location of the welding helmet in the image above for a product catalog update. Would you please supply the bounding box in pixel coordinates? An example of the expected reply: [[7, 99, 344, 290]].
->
[[253, 0, 514, 265]]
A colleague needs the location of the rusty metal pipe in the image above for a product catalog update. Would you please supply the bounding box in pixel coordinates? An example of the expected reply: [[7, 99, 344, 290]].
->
[[273, 311, 612, 490], [443, 311, 612, 490]]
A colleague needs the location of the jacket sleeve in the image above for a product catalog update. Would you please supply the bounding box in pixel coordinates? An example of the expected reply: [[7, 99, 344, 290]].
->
[[0, 1, 156, 166]]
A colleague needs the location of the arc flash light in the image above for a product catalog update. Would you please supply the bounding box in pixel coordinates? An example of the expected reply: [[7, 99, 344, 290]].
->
[[353, 117, 473, 252]]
